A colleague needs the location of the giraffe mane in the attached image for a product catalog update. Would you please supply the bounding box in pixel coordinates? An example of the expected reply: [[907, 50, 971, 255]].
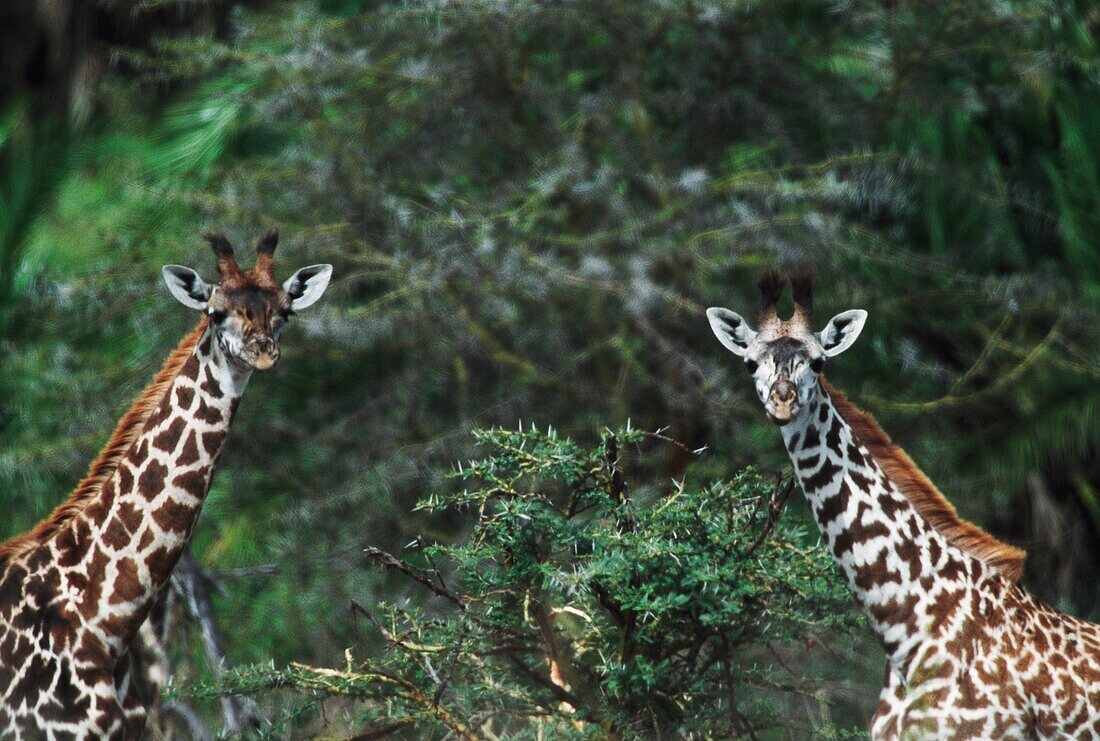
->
[[0, 317, 209, 564], [823, 379, 1026, 582]]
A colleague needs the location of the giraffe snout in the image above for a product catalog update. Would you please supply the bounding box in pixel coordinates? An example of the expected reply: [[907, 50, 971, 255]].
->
[[767, 379, 798, 424], [771, 380, 795, 403], [243, 337, 281, 371]]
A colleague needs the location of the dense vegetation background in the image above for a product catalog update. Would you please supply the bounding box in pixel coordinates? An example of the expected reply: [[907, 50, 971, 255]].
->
[[3, 0, 1100, 736]]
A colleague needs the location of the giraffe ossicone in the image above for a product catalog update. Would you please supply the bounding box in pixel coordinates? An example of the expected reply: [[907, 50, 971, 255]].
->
[[708, 271, 1100, 739], [0, 230, 332, 738]]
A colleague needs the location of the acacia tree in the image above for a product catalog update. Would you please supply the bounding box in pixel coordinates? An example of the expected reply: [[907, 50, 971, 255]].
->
[[194, 428, 858, 738]]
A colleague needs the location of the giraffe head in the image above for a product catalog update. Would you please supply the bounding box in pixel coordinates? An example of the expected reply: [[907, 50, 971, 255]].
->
[[707, 270, 867, 424], [161, 229, 333, 371]]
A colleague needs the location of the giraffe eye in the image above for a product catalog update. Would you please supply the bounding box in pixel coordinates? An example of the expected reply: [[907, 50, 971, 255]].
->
[[809, 357, 825, 373], [744, 359, 759, 374], [209, 310, 227, 324]]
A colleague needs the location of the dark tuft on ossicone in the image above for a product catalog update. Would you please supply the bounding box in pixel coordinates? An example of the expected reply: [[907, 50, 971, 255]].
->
[[252, 227, 279, 283], [790, 266, 816, 318], [256, 228, 279, 255], [756, 269, 787, 318], [202, 232, 234, 258], [202, 231, 242, 281]]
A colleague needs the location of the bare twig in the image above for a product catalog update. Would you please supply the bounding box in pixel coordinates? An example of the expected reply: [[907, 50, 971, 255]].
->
[[418, 542, 452, 595], [350, 600, 446, 653], [162, 701, 215, 741], [363, 547, 466, 610], [744, 478, 796, 557], [209, 563, 282, 580], [868, 314, 1065, 412], [174, 549, 248, 732], [637, 427, 697, 457]]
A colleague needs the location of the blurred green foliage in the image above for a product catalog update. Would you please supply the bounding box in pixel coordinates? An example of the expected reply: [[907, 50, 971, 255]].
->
[[4, 0, 1100, 734]]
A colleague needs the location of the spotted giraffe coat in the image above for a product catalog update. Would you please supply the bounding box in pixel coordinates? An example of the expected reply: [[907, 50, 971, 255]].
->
[[0, 318, 248, 738], [782, 378, 1100, 739]]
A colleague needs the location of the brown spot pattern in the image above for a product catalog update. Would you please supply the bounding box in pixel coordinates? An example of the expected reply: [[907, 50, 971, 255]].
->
[[151, 498, 196, 534], [0, 299, 267, 734], [194, 399, 223, 424], [202, 430, 227, 456], [782, 379, 1098, 737], [152, 418, 186, 453], [175, 386, 195, 410]]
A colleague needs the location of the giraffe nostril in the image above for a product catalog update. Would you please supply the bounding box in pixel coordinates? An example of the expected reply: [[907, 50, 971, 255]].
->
[[258, 338, 279, 357], [771, 381, 795, 403]]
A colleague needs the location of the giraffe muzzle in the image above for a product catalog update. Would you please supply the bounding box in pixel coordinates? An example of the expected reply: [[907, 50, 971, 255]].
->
[[241, 338, 280, 371], [767, 379, 797, 424]]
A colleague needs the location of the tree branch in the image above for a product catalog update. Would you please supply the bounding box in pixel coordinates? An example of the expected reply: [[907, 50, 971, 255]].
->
[[286, 662, 480, 741], [505, 653, 586, 714], [745, 478, 796, 557], [174, 549, 248, 732], [363, 547, 465, 610]]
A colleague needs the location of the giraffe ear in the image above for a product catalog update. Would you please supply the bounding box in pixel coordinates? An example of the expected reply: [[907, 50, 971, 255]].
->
[[818, 309, 867, 357], [162, 265, 212, 310], [283, 264, 333, 310], [707, 307, 756, 357]]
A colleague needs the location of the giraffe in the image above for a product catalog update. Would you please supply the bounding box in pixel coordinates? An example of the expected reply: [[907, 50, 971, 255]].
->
[[0, 230, 332, 738], [707, 272, 1100, 739]]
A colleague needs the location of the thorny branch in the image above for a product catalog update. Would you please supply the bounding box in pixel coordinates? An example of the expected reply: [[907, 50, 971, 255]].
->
[[284, 662, 481, 741], [349, 600, 446, 654], [363, 546, 466, 610], [505, 654, 586, 713], [745, 478, 796, 557]]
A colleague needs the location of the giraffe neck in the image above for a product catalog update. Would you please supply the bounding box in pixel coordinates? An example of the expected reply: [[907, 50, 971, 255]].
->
[[778, 381, 994, 666], [61, 321, 250, 657]]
